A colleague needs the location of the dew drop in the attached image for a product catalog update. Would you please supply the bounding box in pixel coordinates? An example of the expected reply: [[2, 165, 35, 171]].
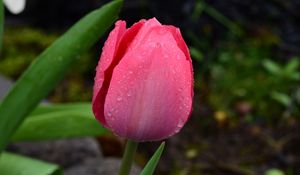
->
[[174, 127, 181, 133], [127, 92, 132, 97], [177, 118, 185, 128]]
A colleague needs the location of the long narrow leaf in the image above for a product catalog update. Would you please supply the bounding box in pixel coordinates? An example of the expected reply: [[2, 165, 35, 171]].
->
[[0, 0, 4, 51], [30, 102, 92, 116], [0, 152, 61, 175], [12, 103, 107, 141], [0, 0, 122, 152], [140, 142, 165, 175]]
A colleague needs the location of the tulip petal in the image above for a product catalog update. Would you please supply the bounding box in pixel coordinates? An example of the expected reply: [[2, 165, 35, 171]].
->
[[93, 21, 126, 99], [126, 18, 161, 51], [104, 26, 193, 141], [93, 20, 126, 126], [114, 19, 146, 67], [93, 20, 145, 127], [165, 26, 190, 60], [166, 26, 193, 97]]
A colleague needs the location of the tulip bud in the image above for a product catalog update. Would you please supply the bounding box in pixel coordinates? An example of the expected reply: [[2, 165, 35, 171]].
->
[[92, 18, 193, 141]]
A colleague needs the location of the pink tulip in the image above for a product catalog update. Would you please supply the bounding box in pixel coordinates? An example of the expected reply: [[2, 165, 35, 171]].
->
[[92, 18, 193, 141]]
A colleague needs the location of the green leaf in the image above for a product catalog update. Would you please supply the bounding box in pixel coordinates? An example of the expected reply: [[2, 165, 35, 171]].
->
[[283, 58, 300, 80], [265, 168, 285, 175], [287, 72, 300, 81], [284, 58, 300, 72], [0, 0, 4, 52], [0, 152, 61, 175], [0, 0, 122, 152], [190, 47, 203, 62], [140, 142, 165, 175], [30, 102, 92, 116], [271, 91, 291, 107], [12, 103, 107, 142], [262, 59, 282, 75]]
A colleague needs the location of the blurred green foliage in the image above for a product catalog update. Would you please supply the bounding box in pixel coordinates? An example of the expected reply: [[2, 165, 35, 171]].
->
[[189, 2, 300, 122], [1, 28, 57, 77], [1, 28, 95, 102], [189, 0, 300, 123], [265, 169, 285, 175], [192, 35, 300, 121]]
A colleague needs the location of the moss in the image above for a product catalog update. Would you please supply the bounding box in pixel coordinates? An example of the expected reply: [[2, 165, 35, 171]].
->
[[1, 27, 96, 102], [1, 27, 57, 78]]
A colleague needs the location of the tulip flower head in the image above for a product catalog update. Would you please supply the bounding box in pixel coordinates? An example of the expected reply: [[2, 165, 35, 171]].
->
[[92, 18, 193, 141]]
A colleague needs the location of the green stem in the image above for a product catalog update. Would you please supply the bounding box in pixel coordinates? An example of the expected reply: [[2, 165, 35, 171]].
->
[[118, 140, 139, 175]]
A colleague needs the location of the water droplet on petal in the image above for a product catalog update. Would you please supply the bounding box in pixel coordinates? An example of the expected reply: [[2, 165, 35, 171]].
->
[[177, 118, 185, 128], [174, 127, 181, 133], [127, 91, 132, 97], [168, 133, 174, 137]]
